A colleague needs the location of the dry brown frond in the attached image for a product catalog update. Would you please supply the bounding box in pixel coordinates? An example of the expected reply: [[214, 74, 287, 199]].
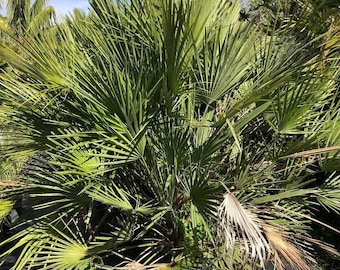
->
[[265, 226, 310, 270], [301, 236, 340, 258], [0, 181, 27, 187], [279, 146, 340, 159], [120, 262, 171, 270], [217, 192, 270, 267], [122, 261, 145, 270]]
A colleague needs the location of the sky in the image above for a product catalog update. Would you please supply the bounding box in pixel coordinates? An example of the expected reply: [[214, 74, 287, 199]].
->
[[49, 0, 90, 16], [1, 0, 249, 18], [48, 0, 249, 13], [0, 1, 90, 18]]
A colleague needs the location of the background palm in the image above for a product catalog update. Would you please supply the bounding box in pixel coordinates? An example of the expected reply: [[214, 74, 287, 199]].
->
[[0, 0, 55, 48], [0, 0, 56, 216], [0, 0, 339, 269], [5, 0, 55, 33]]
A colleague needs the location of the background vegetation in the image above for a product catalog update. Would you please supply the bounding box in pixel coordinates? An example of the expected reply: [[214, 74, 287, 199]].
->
[[0, 0, 339, 269]]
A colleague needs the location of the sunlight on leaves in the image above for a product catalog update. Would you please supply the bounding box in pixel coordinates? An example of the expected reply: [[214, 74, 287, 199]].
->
[[0, 200, 14, 220]]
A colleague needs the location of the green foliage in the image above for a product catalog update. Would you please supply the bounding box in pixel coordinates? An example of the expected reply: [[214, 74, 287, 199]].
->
[[0, 200, 14, 221], [0, 0, 339, 269], [4, 0, 56, 38]]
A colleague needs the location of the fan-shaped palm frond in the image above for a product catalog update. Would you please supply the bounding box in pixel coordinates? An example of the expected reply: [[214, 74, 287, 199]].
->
[[217, 192, 270, 267], [0, 0, 339, 269]]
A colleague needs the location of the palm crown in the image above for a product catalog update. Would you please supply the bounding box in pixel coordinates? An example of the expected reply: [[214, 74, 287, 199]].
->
[[0, 0, 339, 269], [0, 0, 55, 43]]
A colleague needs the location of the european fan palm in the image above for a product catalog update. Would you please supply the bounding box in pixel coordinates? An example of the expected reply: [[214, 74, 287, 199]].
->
[[248, 0, 340, 39], [0, 0, 56, 155], [0, 0, 55, 42], [0, 0, 339, 269]]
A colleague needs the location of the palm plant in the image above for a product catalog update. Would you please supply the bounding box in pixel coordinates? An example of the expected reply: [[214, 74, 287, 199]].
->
[[0, 0, 339, 269], [0, 0, 56, 190], [0, 0, 55, 45], [248, 0, 340, 46]]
